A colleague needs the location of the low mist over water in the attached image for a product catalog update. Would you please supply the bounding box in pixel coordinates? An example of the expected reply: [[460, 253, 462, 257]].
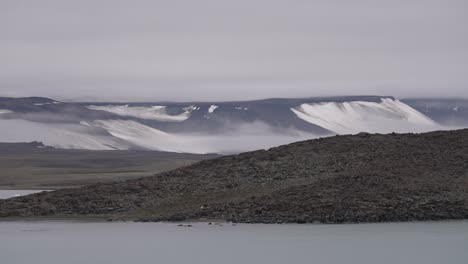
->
[[1, 221, 467, 264]]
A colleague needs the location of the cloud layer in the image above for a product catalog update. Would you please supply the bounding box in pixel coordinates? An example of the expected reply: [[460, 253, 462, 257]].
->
[[1, 0, 467, 101]]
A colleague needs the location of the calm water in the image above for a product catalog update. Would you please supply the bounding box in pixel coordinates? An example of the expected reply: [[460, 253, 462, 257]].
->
[[0, 221, 467, 264], [0, 190, 47, 199]]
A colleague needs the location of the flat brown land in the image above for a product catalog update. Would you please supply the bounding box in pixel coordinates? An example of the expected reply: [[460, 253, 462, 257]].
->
[[0, 143, 217, 189]]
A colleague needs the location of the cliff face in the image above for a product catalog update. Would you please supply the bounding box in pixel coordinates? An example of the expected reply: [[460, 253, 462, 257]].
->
[[1, 129, 467, 223]]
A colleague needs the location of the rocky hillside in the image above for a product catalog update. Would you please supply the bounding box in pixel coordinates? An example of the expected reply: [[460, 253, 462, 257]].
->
[[1, 129, 467, 223]]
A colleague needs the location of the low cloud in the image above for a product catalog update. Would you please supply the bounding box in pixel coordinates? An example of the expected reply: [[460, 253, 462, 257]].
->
[[1, 0, 467, 100]]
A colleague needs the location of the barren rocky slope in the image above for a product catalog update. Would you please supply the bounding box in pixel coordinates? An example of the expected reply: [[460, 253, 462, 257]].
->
[[1, 129, 467, 223]]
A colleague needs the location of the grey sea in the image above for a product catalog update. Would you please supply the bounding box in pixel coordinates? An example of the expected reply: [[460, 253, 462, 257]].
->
[[0, 220, 467, 264]]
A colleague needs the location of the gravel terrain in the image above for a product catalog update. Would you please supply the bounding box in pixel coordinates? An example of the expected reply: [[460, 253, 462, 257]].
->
[[1, 129, 467, 223]]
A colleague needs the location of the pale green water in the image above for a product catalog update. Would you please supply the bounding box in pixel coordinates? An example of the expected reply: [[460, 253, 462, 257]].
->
[[0, 190, 47, 199], [1, 221, 467, 264]]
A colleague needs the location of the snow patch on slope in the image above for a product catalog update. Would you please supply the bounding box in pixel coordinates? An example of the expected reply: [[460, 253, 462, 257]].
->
[[235, 107, 248, 110], [87, 105, 193, 122], [291, 98, 439, 134], [208, 105, 219, 113]]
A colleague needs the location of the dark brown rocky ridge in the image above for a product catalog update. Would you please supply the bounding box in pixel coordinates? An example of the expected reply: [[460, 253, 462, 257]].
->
[[1, 129, 467, 223]]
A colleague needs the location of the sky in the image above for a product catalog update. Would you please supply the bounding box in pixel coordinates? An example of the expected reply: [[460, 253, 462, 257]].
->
[[1, 0, 467, 101]]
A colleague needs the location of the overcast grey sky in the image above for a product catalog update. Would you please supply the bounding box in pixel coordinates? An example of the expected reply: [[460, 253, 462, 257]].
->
[[1, 0, 467, 101]]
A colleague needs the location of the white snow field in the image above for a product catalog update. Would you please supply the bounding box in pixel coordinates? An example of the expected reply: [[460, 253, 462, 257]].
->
[[87, 105, 194, 122], [291, 98, 440, 134]]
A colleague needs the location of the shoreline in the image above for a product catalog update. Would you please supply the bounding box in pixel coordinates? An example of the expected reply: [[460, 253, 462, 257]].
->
[[0, 186, 76, 191], [1, 216, 466, 226]]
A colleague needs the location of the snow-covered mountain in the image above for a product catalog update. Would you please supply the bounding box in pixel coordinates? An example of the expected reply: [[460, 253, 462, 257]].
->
[[0, 96, 455, 154], [291, 98, 438, 135]]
